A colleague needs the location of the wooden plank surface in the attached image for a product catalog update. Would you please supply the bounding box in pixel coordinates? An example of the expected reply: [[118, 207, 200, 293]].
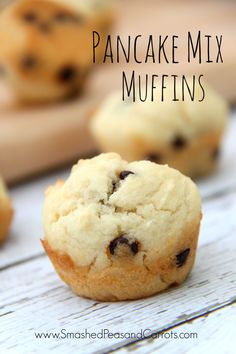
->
[[0, 112, 235, 353], [0, 193, 235, 353], [1, 0, 236, 183], [114, 303, 236, 354]]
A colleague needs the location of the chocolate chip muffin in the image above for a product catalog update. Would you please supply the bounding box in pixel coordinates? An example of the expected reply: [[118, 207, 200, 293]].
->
[[52, 0, 116, 62], [0, 0, 113, 103], [91, 82, 228, 178], [42, 153, 202, 301], [0, 177, 13, 244]]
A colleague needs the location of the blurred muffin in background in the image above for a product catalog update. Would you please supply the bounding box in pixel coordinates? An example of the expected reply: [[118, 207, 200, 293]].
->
[[91, 81, 228, 178], [52, 0, 117, 62], [0, 0, 115, 103], [0, 177, 13, 244]]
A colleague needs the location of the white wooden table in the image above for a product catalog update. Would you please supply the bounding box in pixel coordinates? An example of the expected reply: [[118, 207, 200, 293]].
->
[[1, 113, 236, 354]]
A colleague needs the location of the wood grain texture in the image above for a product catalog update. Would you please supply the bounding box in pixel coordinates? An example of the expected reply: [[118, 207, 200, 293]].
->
[[0, 212, 235, 353], [114, 303, 236, 354], [0, 0, 236, 182]]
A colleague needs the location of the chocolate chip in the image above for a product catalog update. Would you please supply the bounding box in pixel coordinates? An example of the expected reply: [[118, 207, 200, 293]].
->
[[212, 147, 220, 159], [171, 135, 187, 150], [57, 66, 78, 83], [109, 235, 139, 256], [145, 153, 162, 163], [109, 236, 128, 255], [119, 170, 134, 180], [23, 12, 37, 23], [21, 55, 37, 69], [110, 171, 134, 196], [176, 248, 190, 267], [170, 282, 178, 288], [130, 241, 139, 255]]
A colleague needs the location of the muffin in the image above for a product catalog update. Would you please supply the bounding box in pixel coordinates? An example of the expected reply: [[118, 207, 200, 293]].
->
[[0, 0, 114, 103], [42, 153, 202, 301], [90, 82, 228, 178]]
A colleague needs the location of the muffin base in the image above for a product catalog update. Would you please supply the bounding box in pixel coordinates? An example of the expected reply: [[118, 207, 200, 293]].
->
[[42, 221, 200, 301]]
